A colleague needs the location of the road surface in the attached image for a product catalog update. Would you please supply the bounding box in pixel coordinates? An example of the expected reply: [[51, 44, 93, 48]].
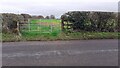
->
[[2, 39, 118, 66]]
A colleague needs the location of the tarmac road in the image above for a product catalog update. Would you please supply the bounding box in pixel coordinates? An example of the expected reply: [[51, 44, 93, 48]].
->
[[2, 39, 118, 66]]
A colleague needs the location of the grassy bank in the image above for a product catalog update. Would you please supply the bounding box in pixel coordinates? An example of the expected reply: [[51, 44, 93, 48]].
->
[[2, 32, 119, 42]]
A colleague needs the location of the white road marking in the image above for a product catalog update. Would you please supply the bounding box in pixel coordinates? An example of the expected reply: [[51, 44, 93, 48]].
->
[[3, 49, 118, 58]]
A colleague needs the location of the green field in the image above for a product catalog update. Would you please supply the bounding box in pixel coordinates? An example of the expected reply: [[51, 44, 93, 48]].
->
[[31, 19, 61, 24], [21, 19, 61, 36]]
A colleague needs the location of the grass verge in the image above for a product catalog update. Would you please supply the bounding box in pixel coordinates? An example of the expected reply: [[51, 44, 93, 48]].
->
[[2, 32, 120, 42]]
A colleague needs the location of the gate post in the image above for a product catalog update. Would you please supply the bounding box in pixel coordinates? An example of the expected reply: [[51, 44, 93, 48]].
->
[[61, 20, 65, 31], [28, 19, 30, 32], [17, 21, 21, 36]]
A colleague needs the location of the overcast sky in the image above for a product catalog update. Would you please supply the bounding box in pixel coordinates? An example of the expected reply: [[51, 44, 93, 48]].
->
[[0, 0, 119, 18]]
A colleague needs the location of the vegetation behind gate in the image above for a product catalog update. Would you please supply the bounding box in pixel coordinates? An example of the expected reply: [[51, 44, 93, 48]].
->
[[21, 19, 61, 36]]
